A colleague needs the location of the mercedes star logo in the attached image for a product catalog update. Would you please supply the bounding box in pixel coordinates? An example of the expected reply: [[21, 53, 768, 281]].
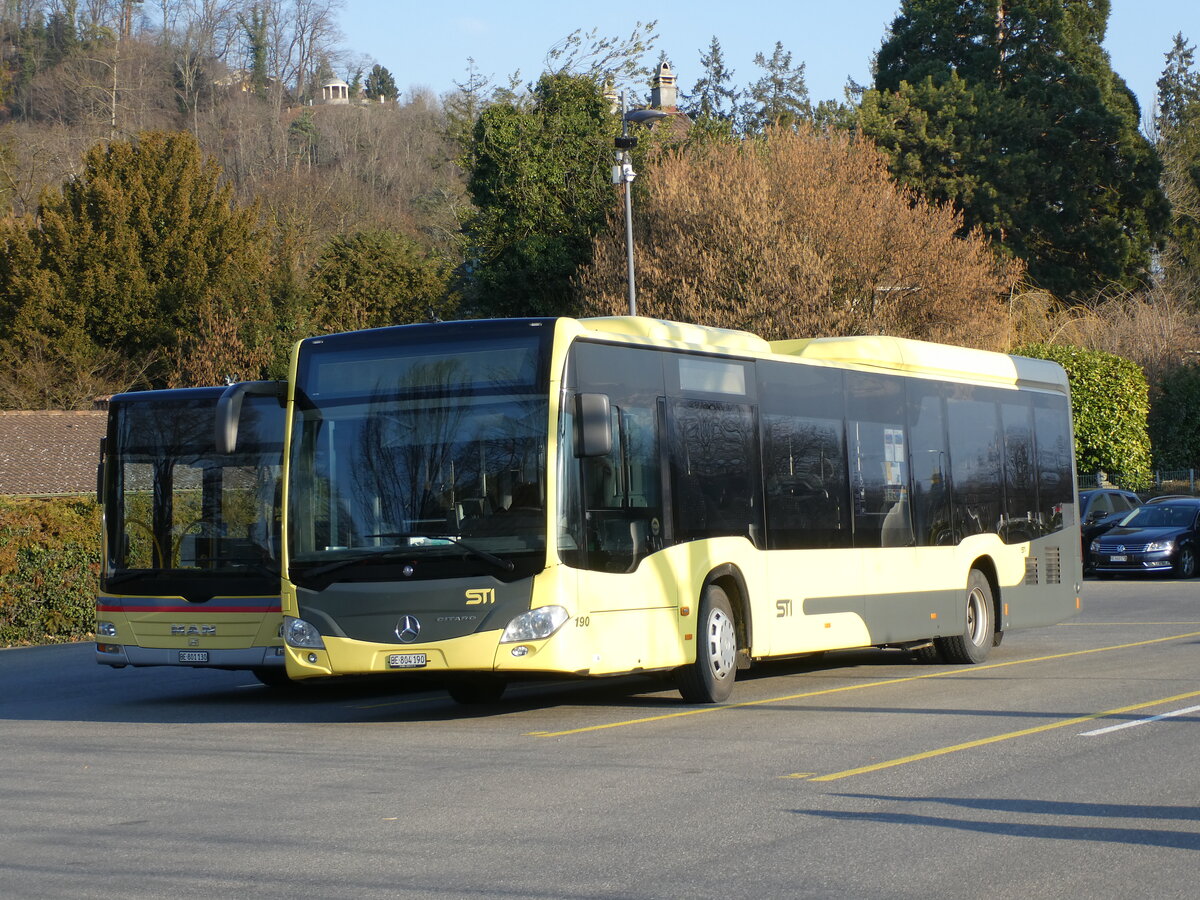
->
[[395, 615, 421, 643]]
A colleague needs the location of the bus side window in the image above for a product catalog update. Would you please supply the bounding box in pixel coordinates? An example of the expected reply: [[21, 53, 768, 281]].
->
[[564, 341, 667, 574], [907, 382, 953, 546], [668, 398, 759, 544], [847, 373, 911, 549], [946, 391, 1003, 538], [581, 405, 662, 572]]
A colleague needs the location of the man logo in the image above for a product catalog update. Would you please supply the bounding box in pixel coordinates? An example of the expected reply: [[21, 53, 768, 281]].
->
[[171, 624, 216, 636], [465, 588, 496, 606], [395, 616, 421, 643]]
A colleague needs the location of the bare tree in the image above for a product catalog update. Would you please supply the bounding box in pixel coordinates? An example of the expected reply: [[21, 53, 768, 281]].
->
[[256, 0, 341, 102]]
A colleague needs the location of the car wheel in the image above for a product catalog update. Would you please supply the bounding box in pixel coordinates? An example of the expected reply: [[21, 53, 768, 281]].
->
[[1174, 546, 1196, 579]]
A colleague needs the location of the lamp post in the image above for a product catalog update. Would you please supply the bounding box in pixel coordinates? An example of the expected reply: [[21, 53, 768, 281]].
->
[[615, 94, 667, 316]]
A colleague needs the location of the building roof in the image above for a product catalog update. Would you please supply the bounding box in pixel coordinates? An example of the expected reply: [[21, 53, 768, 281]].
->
[[0, 411, 106, 496]]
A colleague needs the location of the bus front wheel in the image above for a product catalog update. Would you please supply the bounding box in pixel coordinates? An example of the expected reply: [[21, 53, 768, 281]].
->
[[252, 667, 296, 689], [935, 570, 995, 664], [676, 584, 738, 703]]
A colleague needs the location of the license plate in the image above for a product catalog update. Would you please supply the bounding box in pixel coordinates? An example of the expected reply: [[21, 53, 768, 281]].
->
[[388, 653, 427, 669], [178, 650, 209, 663], [1108, 555, 1127, 563]]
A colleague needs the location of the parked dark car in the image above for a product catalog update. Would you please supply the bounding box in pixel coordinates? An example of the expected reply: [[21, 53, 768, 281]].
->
[[1089, 498, 1200, 578], [1079, 488, 1142, 568]]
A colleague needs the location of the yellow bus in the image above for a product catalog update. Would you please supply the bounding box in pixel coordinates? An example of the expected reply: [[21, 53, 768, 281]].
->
[[96, 385, 288, 686], [224, 317, 1080, 703]]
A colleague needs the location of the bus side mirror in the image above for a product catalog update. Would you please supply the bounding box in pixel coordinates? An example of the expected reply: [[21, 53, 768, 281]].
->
[[96, 437, 106, 503], [576, 393, 612, 458], [216, 381, 286, 454]]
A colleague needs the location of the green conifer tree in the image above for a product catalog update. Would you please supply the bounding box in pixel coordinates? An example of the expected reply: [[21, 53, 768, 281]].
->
[[861, 0, 1168, 301], [1156, 33, 1200, 281]]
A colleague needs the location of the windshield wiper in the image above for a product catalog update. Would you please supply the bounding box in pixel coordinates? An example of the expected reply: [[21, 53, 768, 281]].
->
[[295, 548, 414, 585], [295, 533, 514, 587]]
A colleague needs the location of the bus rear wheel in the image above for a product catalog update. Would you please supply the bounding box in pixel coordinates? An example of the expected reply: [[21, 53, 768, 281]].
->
[[935, 570, 995, 664], [676, 584, 738, 703]]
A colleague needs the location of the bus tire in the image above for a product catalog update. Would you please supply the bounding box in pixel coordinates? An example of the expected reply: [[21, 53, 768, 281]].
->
[[935, 569, 994, 664], [676, 584, 738, 703], [447, 677, 506, 705], [912, 643, 941, 663]]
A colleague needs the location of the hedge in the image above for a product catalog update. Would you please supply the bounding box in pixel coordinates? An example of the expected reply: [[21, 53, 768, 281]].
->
[[0, 496, 101, 646]]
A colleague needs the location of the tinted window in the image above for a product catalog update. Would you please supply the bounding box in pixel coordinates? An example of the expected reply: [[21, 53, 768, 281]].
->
[[563, 342, 666, 572], [1001, 396, 1039, 543], [847, 372, 910, 548], [947, 389, 1002, 537], [1033, 393, 1074, 532], [106, 392, 283, 591], [907, 381, 953, 546], [669, 398, 760, 543], [759, 362, 850, 549]]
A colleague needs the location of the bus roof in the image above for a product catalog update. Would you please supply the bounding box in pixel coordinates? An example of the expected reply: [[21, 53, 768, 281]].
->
[[108, 385, 228, 406], [574, 317, 1067, 393]]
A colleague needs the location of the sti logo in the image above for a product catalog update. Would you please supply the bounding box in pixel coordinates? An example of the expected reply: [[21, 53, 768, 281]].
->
[[465, 589, 496, 606]]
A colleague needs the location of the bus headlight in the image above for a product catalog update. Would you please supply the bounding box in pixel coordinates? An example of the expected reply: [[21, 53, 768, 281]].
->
[[283, 616, 325, 649], [97, 621, 117, 637], [501, 606, 569, 643]]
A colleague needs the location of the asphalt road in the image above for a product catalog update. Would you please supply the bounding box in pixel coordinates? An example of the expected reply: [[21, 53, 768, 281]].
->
[[2, 576, 1199, 899]]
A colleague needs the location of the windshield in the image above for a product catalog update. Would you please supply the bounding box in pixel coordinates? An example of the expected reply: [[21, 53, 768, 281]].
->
[[1119, 505, 1197, 529], [286, 322, 551, 582], [105, 392, 284, 586]]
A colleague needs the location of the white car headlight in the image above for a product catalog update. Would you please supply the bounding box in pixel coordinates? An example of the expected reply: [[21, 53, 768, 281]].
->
[[1089, 540, 1101, 553], [1146, 540, 1175, 553], [501, 606, 569, 643], [283, 616, 325, 649]]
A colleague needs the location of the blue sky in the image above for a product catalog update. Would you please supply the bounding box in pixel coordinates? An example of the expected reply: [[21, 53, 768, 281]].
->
[[338, 1, 1200, 122]]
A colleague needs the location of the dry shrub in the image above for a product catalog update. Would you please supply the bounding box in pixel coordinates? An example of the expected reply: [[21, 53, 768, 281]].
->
[[169, 296, 278, 387], [575, 127, 1021, 349], [1010, 284, 1200, 391], [0, 340, 155, 410]]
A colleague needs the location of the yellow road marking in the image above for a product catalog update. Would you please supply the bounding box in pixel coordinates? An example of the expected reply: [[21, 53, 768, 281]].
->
[[526, 630, 1200, 738], [807, 688, 1200, 782]]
